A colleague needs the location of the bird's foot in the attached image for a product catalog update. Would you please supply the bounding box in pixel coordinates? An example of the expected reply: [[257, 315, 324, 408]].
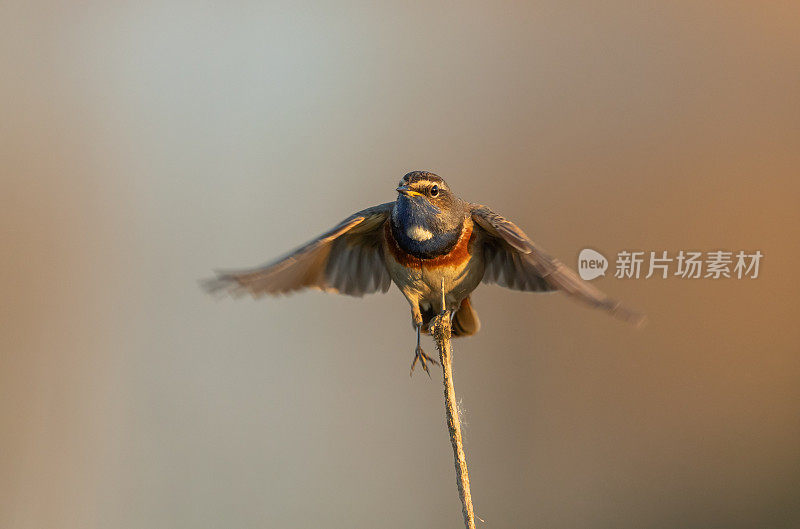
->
[[410, 345, 439, 377]]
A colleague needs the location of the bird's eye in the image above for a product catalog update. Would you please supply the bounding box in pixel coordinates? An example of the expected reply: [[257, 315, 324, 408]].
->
[[429, 185, 439, 197]]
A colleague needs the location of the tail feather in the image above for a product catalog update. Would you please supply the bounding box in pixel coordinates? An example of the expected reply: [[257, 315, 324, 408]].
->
[[451, 296, 480, 337]]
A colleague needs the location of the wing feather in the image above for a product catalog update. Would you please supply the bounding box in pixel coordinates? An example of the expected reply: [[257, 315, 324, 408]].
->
[[203, 203, 394, 298], [472, 205, 646, 325]]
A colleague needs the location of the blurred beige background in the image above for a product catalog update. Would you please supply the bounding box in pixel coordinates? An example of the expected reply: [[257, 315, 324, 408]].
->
[[2, 1, 799, 528]]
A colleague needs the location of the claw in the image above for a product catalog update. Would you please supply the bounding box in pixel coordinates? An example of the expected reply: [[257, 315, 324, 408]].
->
[[410, 345, 439, 377]]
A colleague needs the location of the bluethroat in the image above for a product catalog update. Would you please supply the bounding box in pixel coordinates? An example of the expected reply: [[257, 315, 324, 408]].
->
[[204, 171, 645, 375]]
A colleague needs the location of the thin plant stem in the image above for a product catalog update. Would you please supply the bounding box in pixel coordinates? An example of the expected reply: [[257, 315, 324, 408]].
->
[[432, 308, 476, 529]]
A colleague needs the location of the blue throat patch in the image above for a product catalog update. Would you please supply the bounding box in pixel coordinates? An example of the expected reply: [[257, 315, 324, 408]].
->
[[392, 196, 461, 259]]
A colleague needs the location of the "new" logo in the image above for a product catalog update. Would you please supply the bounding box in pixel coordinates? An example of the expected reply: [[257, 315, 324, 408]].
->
[[578, 249, 608, 280]]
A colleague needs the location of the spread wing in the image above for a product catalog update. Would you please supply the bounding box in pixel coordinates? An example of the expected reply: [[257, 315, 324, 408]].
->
[[203, 203, 394, 297], [472, 205, 646, 326]]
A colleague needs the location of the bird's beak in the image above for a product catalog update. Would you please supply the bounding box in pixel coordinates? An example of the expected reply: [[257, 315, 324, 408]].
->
[[396, 185, 423, 198]]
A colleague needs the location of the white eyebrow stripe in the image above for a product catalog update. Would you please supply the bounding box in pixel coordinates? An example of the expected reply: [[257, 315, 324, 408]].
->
[[406, 225, 434, 241], [411, 180, 442, 188]]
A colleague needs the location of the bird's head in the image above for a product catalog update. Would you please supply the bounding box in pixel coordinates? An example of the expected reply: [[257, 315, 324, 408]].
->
[[393, 171, 464, 235], [395, 171, 457, 212]]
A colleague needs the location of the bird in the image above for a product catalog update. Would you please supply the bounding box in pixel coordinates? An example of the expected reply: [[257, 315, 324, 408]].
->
[[203, 171, 645, 375]]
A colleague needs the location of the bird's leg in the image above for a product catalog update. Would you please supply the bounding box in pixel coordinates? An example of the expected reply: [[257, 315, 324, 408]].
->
[[410, 314, 438, 377]]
